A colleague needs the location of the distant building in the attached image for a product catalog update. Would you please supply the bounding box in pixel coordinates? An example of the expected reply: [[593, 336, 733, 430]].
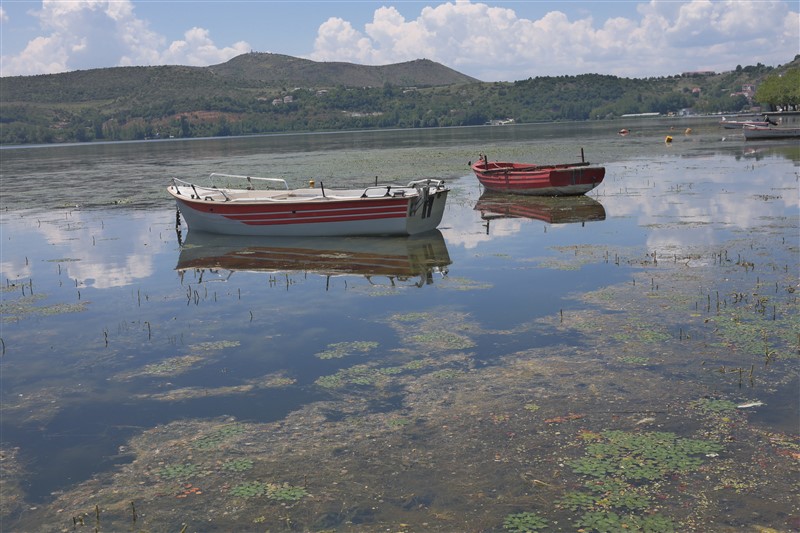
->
[[621, 112, 661, 118]]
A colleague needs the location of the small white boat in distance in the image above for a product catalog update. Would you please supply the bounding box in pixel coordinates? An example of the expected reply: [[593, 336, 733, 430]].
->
[[168, 173, 449, 237], [719, 117, 772, 129]]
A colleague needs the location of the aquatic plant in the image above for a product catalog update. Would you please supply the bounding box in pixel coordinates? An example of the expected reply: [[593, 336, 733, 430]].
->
[[393, 312, 431, 322], [502, 511, 548, 532], [559, 490, 598, 511], [190, 340, 241, 351], [387, 417, 410, 428], [141, 355, 203, 377], [221, 458, 253, 473], [577, 510, 674, 532], [315, 374, 344, 389], [230, 480, 268, 498], [402, 359, 432, 370], [691, 398, 737, 413], [261, 375, 297, 387], [409, 330, 475, 350], [158, 463, 198, 481], [429, 369, 462, 380], [267, 482, 308, 501], [229, 481, 308, 501], [192, 424, 246, 450], [315, 340, 378, 360], [0, 292, 88, 322], [570, 430, 722, 482], [560, 430, 719, 530], [314, 361, 421, 389]]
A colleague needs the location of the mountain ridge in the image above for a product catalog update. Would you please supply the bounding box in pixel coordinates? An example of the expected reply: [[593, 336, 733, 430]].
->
[[1, 53, 796, 144]]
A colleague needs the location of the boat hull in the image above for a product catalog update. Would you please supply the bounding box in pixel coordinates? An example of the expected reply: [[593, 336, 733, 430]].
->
[[720, 120, 769, 129], [743, 126, 800, 140], [471, 161, 605, 196], [169, 186, 449, 237]]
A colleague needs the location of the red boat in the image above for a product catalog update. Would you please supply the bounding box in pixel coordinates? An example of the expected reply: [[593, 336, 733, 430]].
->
[[470, 152, 605, 196]]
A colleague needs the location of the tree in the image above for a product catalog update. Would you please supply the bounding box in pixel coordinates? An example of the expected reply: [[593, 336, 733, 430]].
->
[[755, 68, 799, 111]]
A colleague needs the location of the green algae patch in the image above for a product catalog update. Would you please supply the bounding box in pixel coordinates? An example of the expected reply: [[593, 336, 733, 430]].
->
[[115, 355, 204, 380], [315, 340, 378, 360], [409, 330, 475, 350], [503, 511, 549, 532], [569, 430, 722, 481], [114, 340, 240, 381], [189, 340, 241, 351], [230, 481, 308, 501], [140, 384, 256, 402], [0, 292, 88, 323], [256, 372, 297, 388], [192, 424, 246, 450]]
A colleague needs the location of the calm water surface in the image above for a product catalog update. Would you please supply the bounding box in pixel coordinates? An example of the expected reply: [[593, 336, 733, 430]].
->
[[1, 120, 798, 531]]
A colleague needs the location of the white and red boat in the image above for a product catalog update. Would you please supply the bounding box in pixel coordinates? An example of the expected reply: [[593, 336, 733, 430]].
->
[[470, 152, 605, 196], [168, 173, 449, 237]]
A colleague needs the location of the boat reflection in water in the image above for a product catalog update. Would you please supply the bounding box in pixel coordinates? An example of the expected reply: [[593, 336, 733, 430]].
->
[[475, 191, 606, 234], [176, 230, 451, 288]]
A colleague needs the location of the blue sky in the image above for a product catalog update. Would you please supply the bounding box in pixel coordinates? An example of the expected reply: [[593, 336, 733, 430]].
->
[[1, 0, 798, 80]]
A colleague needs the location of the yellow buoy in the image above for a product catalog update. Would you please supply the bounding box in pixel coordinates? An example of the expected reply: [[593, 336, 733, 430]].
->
[[685, 128, 692, 135], [309, 180, 315, 188], [665, 136, 673, 143]]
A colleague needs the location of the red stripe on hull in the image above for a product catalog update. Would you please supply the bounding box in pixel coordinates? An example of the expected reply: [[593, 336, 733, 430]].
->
[[238, 212, 407, 226], [227, 205, 408, 221], [181, 197, 409, 216], [177, 198, 410, 226]]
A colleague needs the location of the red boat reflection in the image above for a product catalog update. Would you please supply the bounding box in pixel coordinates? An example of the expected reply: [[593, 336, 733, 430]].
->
[[474, 192, 606, 233]]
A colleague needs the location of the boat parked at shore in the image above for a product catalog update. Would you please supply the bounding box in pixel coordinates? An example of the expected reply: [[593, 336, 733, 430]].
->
[[470, 151, 605, 196], [742, 125, 800, 140], [169, 173, 449, 237]]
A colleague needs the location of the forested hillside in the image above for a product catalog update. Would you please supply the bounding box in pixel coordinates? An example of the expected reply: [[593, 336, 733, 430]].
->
[[1, 53, 797, 145]]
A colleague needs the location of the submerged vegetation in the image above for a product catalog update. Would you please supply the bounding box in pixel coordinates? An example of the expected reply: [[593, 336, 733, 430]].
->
[[1, 135, 797, 531]]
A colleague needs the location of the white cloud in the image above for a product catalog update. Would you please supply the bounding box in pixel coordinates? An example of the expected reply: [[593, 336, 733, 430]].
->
[[0, 7, 8, 23], [0, 0, 250, 76], [310, 0, 800, 81]]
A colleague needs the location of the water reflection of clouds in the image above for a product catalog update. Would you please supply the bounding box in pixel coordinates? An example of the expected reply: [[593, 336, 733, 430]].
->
[[596, 157, 797, 253], [446, 154, 797, 257], [1, 210, 171, 290]]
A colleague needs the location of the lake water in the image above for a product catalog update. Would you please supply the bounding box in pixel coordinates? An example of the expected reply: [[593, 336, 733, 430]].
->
[[1, 119, 798, 532]]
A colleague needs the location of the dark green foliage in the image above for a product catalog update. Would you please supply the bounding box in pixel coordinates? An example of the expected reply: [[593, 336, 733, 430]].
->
[[755, 64, 800, 110], [1, 54, 796, 144]]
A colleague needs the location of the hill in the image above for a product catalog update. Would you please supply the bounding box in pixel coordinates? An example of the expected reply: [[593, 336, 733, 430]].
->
[[207, 53, 480, 87], [0, 53, 797, 145]]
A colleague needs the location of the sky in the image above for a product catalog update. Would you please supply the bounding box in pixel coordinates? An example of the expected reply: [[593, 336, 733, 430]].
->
[[0, 0, 798, 81]]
